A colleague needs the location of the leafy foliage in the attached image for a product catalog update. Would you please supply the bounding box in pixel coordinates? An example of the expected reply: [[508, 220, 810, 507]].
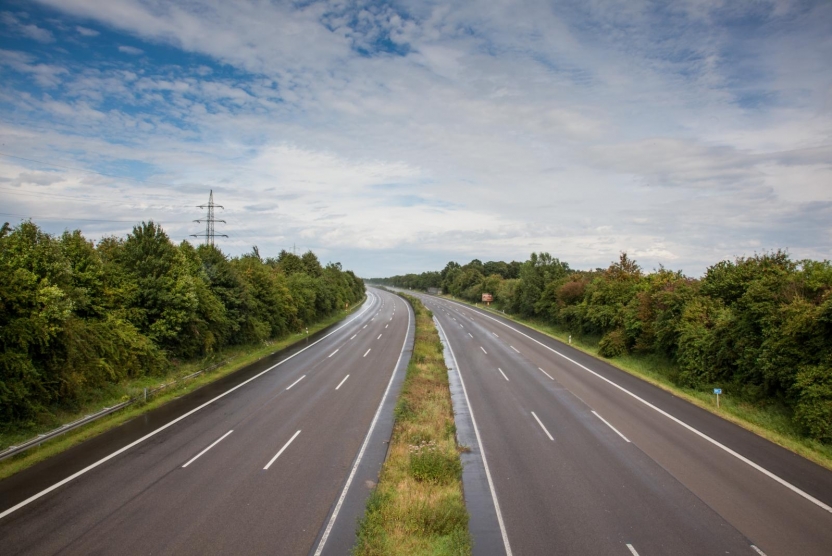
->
[[375, 250, 832, 443], [0, 221, 363, 426]]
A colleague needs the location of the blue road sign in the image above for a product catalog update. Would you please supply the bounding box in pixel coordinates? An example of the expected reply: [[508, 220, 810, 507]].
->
[[714, 388, 722, 395]]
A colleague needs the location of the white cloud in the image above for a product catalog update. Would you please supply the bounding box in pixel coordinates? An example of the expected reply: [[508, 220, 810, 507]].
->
[[1, 12, 55, 42], [117, 45, 143, 55], [1, 0, 829, 276], [76, 25, 99, 36]]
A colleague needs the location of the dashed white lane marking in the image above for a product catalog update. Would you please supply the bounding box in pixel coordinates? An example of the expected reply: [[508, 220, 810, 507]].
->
[[468, 333, 474, 338], [480, 346, 488, 354], [750, 545, 767, 556], [263, 430, 301, 470], [460, 324, 464, 328], [0, 293, 380, 521], [440, 297, 832, 515], [182, 430, 233, 468], [498, 368, 509, 381], [377, 334, 382, 340], [335, 375, 350, 390], [385, 324, 388, 328], [626, 544, 639, 556], [363, 348, 371, 357], [537, 367, 554, 380], [363, 324, 368, 329], [492, 332, 499, 337], [286, 375, 306, 390], [510, 345, 520, 353], [592, 411, 631, 442], [531, 411, 554, 441], [329, 348, 339, 357]]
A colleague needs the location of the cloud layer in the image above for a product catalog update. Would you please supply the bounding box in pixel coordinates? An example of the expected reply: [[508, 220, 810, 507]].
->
[[0, 0, 830, 276]]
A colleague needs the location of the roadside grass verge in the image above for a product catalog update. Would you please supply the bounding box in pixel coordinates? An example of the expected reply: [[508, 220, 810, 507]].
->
[[442, 296, 832, 472], [0, 300, 365, 481], [354, 295, 470, 556]]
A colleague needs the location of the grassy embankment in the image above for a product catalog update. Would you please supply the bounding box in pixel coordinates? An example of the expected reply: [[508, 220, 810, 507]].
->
[[443, 295, 832, 472], [0, 299, 365, 481], [354, 295, 470, 556]]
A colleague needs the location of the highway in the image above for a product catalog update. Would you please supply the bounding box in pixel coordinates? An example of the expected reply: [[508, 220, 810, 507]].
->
[[0, 288, 413, 556], [413, 293, 832, 556]]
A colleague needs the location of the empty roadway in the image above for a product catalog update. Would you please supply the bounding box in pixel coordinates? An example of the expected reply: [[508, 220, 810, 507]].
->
[[413, 292, 832, 556], [0, 288, 412, 556]]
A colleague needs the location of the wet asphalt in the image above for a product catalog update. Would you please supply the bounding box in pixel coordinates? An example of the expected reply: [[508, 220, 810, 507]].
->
[[0, 288, 414, 556]]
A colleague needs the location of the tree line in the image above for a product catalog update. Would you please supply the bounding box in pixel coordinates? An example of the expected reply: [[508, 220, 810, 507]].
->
[[373, 251, 832, 443], [0, 221, 364, 424]]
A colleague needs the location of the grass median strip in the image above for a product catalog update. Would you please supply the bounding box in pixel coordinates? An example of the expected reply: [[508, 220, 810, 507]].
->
[[354, 295, 470, 556]]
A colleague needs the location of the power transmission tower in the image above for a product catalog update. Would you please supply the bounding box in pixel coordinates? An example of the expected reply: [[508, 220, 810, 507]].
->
[[191, 190, 228, 246]]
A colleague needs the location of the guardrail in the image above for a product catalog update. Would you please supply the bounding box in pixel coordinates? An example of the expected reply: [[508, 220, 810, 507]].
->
[[0, 358, 230, 463]]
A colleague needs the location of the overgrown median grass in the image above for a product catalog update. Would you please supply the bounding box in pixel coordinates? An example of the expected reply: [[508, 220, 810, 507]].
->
[[0, 300, 364, 481], [354, 295, 470, 556], [441, 295, 832, 471]]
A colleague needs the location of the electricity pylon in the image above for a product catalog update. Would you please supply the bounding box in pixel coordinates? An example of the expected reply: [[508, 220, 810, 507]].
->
[[191, 190, 228, 246]]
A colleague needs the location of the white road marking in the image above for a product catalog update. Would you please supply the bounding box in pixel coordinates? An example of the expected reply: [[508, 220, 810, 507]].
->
[[480, 346, 488, 354], [441, 298, 832, 515], [433, 319, 512, 556], [510, 345, 520, 353], [626, 544, 640, 556], [531, 411, 554, 441], [537, 367, 554, 380], [460, 324, 464, 328], [468, 333, 474, 338], [314, 298, 413, 556], [377, 334, 382, 340], [363, 348, 371, 357], [335, 375, 350, 390], [0, 293, 381, 522], [329, 348, 339, 357], [286, 375, 306, 390], [363, 324, 368, 329], [263, 430, 301, 470], [350, 334, 357, 340], [492, 332, 499, 337], [385, 324, 388, 328], [182, 430, 233, 468], [592, 411, 631, 442], [498, 368, 509, 381], [750, 545, 767, 556]]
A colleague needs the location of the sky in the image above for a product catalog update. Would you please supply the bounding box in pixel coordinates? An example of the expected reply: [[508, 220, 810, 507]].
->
[[0, 0, 830, 278]]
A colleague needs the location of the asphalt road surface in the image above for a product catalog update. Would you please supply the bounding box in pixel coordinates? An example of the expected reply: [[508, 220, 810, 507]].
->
[[0, 288, 413, 556], [413, 292, 832, 556]]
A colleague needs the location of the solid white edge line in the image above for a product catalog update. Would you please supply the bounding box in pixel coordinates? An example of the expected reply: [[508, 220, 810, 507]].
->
[[626, 544, 640, 556], [531, 411, 554, 441], [498, 368, 509, 382], [510, 345, 520, 353], [434, 318, 513, 556], [182, 430, 233, 468], [313, 292, 413, 556], [591, 410, 631, 443], [263, 430, 301, 470], [537, 367, 554, 380], [363, 348, 371, 357], [750, 545, 767, 556], [480, 346, 488, 354], [0, 292, 381, 521], [440, 297, 832, 515], [286, 375, 306, 390], [329, 348, 339, 357], [335, 375, 350, 390]]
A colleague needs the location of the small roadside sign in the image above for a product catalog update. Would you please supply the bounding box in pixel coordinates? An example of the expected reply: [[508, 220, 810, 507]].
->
[[713, 388, 722, 395]]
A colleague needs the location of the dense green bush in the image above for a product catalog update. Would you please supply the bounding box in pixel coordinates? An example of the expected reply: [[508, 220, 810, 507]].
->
[[0, 220, 363, 425], [375, 250, 832, 443]]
